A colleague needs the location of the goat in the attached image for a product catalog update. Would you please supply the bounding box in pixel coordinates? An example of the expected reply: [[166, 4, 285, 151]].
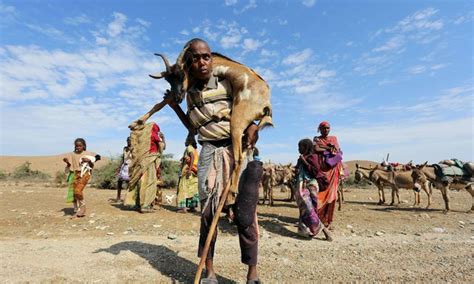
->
[[80, 154, 101, 177]]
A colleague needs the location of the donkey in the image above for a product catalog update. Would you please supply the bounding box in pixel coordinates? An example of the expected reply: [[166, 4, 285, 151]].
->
[[412, 163, 473, 212], [261, 163, 294, 206], [355, 164, 388, 205]]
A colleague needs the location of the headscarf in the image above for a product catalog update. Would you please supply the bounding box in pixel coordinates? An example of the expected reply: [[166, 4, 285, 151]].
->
[[317, 121, 330, 133]]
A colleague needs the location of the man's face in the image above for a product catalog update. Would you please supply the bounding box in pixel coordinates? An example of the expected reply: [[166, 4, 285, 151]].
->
[[189, 41, 212, 81]]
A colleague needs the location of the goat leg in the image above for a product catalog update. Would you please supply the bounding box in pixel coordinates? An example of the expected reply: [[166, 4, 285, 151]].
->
[[129, 96, 173, 130]]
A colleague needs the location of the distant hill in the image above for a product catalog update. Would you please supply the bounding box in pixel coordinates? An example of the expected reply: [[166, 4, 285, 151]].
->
[[0, 154, 378, 177], [344, 160, 379, 174], [0, 154, 110, 176]]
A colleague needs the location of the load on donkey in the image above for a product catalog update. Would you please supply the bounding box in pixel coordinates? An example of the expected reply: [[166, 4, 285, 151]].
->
[[129, 42, 273, 283], [411, 159, 474, 212]]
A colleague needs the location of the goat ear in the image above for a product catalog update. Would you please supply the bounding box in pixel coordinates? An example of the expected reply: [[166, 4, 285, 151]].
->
[[356, 163, 359, 169], [421, 161, 428, 168]]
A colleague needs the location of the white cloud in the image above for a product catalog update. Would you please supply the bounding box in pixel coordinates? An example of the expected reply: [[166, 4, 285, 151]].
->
[[220, 34, 241, 48], [282, 48, 313, 65], [225, 0, 238, 6], [180, 29, 190, 36], [302, 0, 316, 7], [234, 0, 257, 14], [408, 65, 426, 74], [372, 35, 405, 52], [242, 38, 263, 52], [378, 85, 473, 117], [338, 117, 473, 163], [64, 14, 91, 25], [107, 12, 127, 37]]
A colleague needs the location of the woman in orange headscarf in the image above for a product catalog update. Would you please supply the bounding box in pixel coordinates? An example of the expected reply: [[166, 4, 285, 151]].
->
[[313, 121, 343, 228]]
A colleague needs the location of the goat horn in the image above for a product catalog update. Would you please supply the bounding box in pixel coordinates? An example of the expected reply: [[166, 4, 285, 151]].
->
[[176, 40, 194, 67], [154, 53, 171, 73], [149, 71, 166, 79]]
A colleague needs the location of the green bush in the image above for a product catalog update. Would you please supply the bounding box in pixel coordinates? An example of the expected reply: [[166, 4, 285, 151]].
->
[[92, 156, 122, 189], [0, 169, 7, 180], [12, 161, 50, 181], [91, 153, 180, 190], [54, 170, 67, 186], [161, 153, 180, 189], [344, 175, 372, 188]]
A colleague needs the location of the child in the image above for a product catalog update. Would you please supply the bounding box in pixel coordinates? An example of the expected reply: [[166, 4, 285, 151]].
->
[[63, 138, 99, 217], [116, 137, 132, 203], [294, 138, 332, 241]]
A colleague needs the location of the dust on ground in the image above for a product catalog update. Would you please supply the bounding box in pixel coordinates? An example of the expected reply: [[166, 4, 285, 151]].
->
[[0, 181, 473, 283]]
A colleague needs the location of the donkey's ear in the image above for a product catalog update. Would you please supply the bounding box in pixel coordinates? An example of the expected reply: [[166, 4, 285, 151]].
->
[[421, 161, 428, 168], [356, 163, 359, 169]]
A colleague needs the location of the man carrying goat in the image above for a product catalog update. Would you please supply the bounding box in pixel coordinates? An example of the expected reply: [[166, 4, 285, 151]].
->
[[137, 38, 270, 283]]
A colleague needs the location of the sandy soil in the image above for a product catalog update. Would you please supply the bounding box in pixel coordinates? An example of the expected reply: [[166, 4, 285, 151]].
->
[[0, 180, 473, 283]]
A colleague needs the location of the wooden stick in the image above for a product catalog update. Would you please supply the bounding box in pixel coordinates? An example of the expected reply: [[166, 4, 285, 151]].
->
[[194, 171, 235, 284]]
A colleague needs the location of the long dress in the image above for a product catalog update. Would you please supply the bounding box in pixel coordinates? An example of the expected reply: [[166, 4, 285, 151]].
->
[[125, 122, 162, 211], [294, 154, 324, 236], [176, 145, 199, 209], [314, 135, 342, 227]]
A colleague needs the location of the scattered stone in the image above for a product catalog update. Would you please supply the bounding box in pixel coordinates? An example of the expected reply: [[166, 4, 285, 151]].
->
[[20, 212, 28, 215], [71, 224, 77, 227], [276, 242, 282, 246], [90, 213, 96, 218], [36, 231, 45, 236], [421, 213, 430, 219], [346, 225, 353, 230], [153, 224, 162, 228], [375, 231, 384, 236], [459, 225, 464, 229], [95, 225, 108, 230], [414, 233, 422, 236], [458, 221, 465, 225], [401, 200, 408, 204], [123, 231, 130, 235], [88, 220, 96, 224], [107, 232, 114, 235], [432, 227, 445, 233], [168, 233, 177, 240]]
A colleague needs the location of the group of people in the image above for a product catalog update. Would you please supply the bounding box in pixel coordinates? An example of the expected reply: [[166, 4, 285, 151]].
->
[[61, 38, 343, 283]]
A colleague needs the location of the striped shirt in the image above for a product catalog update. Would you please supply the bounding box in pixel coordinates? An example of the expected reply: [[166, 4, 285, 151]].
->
[[186, 74, 233, 142]]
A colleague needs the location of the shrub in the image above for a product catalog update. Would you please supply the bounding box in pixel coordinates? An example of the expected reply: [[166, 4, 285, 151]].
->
[[161, 153, 180, 189], [91, 153, 180, 190], [0, 169, 7, 180], [343, 175, 372, 188], [92, 156, 122, 189], [54, 170, 67, 187], [12, 161, 50, 181]]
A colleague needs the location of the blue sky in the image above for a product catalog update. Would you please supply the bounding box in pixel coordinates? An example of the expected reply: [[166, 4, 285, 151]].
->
[[0, 0, 473, 164]]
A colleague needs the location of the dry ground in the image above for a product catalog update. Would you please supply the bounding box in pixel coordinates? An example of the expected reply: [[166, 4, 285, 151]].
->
[[1, 181, 473, 283]]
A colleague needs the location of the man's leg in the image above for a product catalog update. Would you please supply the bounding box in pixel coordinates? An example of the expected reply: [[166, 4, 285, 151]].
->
[[237, 216, 259, 280], [117, 179, 123, 201]]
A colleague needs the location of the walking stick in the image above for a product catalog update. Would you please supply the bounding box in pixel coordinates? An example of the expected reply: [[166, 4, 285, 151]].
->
[[194, 171, 235, 284]]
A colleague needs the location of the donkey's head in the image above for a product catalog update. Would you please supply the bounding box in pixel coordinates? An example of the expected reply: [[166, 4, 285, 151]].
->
[[411, 162, 428, 191]]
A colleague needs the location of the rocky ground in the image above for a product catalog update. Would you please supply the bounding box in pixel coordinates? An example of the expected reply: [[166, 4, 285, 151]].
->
[[0, 181, 473, 283]]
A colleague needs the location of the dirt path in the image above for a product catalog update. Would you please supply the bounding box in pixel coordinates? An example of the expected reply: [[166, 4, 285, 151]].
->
[[0, 182, 473, 282]]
